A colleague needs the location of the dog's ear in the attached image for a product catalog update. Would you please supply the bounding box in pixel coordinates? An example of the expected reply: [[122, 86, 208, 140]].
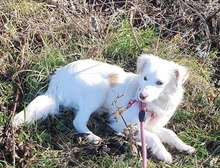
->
[[137, 54, 152, 74], [174, 65, 189, 87]]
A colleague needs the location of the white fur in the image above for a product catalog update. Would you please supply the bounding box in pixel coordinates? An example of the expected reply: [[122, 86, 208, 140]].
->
[[14, 54, 195, 163]]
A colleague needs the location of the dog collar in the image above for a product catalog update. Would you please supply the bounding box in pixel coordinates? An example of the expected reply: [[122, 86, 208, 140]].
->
[[127, 99, 137, 108], [148, 109, 157, 119]]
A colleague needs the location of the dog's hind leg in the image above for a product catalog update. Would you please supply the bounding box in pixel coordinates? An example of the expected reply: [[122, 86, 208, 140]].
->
[[73, 108, 102, 144], [72, 88, 106, 144]]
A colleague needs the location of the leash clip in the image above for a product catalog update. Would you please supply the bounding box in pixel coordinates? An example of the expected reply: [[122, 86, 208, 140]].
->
[[139, 110, 147, 122]]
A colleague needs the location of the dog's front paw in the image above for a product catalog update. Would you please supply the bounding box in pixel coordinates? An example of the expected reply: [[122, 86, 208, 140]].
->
[[87, 134, 102, 145], [156, 150, 173, 163]]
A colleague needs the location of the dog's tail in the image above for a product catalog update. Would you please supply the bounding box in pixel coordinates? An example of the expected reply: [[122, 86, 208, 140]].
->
[[13, 93, 59, 127]]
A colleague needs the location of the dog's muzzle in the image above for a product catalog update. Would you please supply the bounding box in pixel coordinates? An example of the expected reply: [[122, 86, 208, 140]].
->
[[139, 93, 147, 100]]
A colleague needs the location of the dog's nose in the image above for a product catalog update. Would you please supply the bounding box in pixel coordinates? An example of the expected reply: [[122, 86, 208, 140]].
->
[[139, 93, 147, 100]]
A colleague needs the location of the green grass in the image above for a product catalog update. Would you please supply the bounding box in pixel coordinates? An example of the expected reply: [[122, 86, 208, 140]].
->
[[0, 1, 219, 168]]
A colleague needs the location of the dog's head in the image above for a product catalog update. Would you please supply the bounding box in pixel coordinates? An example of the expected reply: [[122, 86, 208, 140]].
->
[[137, 54, 188, 103]]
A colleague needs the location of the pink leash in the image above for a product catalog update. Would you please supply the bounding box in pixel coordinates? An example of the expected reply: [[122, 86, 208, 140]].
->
[[138, 100, 147, 168]]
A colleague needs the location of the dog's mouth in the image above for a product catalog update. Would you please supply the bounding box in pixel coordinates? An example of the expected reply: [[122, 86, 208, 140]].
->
[[138, 93, 155, 103], [138, 98, 146, 103], [139, 93, 147, 101], [138, 94, 148, 103]]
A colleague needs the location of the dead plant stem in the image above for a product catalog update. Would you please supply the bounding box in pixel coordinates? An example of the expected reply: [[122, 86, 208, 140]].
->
[[10, 40, 26, 167], [129, 10, 143, 54]]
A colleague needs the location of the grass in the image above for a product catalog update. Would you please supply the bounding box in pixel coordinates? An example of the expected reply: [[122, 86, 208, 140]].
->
[[0, 1, 219, 168]]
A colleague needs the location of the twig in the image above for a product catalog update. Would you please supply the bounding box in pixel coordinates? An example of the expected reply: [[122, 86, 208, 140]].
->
[[206, 8, 220, 22], [180, 0, 212, 55], [11, 88, 19, 167], [10, 39, 27, 167], [129, 10, 143, 54], [55, 3, 89, 36], [119, 112, 128, 128]]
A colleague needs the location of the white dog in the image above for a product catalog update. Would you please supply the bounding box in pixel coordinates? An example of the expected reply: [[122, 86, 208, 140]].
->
[[14, 54, 195, 163]]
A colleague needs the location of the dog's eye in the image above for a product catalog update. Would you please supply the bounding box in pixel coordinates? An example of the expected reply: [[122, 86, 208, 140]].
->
[[144, 76, 147, 81], [156, 81, 164, 85]]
